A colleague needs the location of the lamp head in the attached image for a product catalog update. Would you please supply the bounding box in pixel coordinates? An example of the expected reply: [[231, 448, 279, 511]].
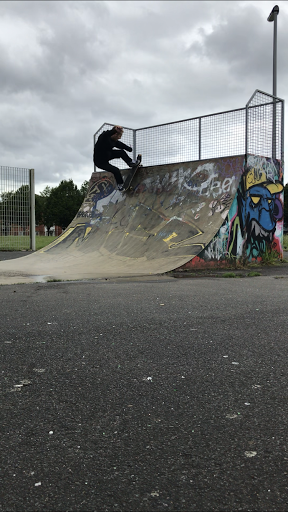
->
[[268, 5, 279, 22]]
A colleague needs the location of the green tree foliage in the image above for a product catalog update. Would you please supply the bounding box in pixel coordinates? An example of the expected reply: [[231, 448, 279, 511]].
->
[[284, 183, 288, 225], [80, 180, 89, 199], [36, 186, 55, 235], [46, 179, 83, 230], [35, 181, 86, 233]]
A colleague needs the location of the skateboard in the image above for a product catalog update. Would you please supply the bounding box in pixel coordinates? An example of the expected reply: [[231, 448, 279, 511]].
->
[[122, 154, 142, 191]]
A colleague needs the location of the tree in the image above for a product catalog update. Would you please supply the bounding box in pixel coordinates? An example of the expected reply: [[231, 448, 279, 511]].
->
[[46, 179, 83, 230], [35, 179, 88, 234], [36, 186, 55, 235], [80, 180, 89, 200], [35, 194, 44, 226]]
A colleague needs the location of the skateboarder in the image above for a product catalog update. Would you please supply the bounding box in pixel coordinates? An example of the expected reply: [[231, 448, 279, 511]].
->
[[93, 125, 139, 190]]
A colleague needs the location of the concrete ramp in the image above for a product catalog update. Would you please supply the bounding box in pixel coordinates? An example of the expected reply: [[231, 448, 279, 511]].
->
[[0, 156, 244, 284]]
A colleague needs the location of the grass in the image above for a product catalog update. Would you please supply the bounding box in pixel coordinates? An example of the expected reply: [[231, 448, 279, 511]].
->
[[35, 236, 57, 250], [260, 246, 282, 265], [0, 235, 57, 251], [284, 234, 288, 251]]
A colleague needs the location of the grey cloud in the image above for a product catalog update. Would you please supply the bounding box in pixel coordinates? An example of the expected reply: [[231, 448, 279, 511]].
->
[[187, 2, 288, 88], [0, 5, 112, 100]]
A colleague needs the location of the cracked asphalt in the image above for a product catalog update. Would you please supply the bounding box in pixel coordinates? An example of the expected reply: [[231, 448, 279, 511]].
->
[[1, 261, 288, 511]]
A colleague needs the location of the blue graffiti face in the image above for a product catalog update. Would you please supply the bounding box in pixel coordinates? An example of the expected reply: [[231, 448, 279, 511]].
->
[[245, 184, 276, 233], [229, 162, 283, 259], [238, 182, 283, 245]]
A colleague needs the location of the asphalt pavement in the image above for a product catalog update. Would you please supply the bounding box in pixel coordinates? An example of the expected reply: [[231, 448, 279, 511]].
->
[[0, 251, 34, 261], [1, 273, 288, 511]]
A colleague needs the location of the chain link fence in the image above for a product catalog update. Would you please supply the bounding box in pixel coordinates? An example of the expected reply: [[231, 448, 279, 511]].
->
[[94, 89, 284, 169], [246, 89, 284, 160], [0, 167, 35, 250]]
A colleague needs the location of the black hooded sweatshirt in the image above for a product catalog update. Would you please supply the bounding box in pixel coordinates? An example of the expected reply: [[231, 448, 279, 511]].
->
[[93, 128, 132, 165]]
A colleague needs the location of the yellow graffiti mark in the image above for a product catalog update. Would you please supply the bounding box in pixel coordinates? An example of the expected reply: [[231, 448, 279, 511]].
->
[[40, 228, 75, 252], [169, 230, 204, 249], [84, 227, 92, 238], [245, 168, 283, 195], [170, 241, 205, 250], [124, 232, 149, 242], [245, 168, 266, 191], [163, 232, 178, 243], [250, 196, 260, 205]]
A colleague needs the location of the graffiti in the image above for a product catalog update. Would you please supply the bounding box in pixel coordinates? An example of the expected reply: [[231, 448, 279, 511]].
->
[[198, 156, 284, 263], [139, 160, 239, 199], [163, 232, 178, 243], [229, 157, 283, 259], [77, 210, 92, 219], [41, 227, 75, 252], [77, 176, 115, 219], [204, 225, 229, 260], [208, 193, 232, 218], [184, 163, 237, 198]]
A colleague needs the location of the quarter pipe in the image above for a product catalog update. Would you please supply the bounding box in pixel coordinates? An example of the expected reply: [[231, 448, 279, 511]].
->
[[0, 156, 245, 284]]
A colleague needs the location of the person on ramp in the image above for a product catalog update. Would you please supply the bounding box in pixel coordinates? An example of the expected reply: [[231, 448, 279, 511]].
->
[[93, 125, 139, 190]]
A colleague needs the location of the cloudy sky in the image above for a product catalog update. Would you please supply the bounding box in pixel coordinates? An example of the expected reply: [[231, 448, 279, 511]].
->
[[0, 0, 287, 194]]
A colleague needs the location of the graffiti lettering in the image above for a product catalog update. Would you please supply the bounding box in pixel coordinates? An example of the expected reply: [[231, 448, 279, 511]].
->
[[208, 193, 232, 217], [204, 226, 229, 260], [77, 211, 92, 219], [186, 173, 236, 198]]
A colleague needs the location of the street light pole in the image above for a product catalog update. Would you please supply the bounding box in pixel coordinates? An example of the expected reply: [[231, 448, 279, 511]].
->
[[267, 5, 279, 159]]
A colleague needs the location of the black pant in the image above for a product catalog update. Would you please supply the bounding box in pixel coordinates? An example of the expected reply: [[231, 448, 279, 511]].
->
[[94, 150, 132, 185]]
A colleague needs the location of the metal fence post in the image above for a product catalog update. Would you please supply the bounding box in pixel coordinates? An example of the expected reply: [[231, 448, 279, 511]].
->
[[133, 129, 137, 162], [245, 104, 248, 163], [93, 134, 96, 173], [272, 97, 277, 160], [29, 169, 36, 251], [198, 117, 201, 161]]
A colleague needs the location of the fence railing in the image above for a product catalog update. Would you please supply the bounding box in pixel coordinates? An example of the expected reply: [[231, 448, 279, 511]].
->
[[94, 89, 284, 169], [246, 89, 284, 161], [0, 167, 35, 251]]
